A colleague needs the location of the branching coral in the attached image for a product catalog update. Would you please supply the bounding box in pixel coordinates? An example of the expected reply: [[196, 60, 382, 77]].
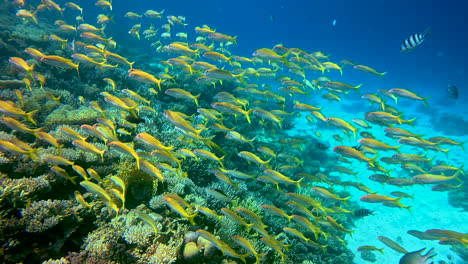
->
[[20, 199, 78, 232], [0, 173, 50, 206], [82, 224, 125, 261]]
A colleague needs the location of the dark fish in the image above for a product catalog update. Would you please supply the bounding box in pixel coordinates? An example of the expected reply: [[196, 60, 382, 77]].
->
[[281, 122, 295, 130], [125, 114, 145, 124], [399, 248, 436, 264], [352, 144, 362, 151], [447, 84, 458, 99], [360, 131, 375, 139], [353, 208, 374, 218], [314, 141, 330, 151], [400, 27, 431, 53]]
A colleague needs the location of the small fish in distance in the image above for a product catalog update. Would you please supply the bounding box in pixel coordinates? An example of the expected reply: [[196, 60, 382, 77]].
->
[[400, 26, 431, 53], [447, 83, 458, 99]]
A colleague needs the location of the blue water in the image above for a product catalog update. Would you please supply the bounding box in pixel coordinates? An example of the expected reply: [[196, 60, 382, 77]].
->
[[103, 0, 468, 100]]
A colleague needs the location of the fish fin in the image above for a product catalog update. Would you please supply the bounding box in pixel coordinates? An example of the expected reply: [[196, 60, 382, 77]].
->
[[187, 212, 198, 225], [422, 96, 430, 108], [422, 26, 432, 37]]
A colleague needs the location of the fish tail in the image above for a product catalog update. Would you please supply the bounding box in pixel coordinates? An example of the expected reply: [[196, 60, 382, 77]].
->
[[356, 83, 363, 93], [245, 109, 252, 124], [187, 212, 198, 225], [369, 155, 379, 167], [296, 177, 304, 188], [406, 117, 417, 127], [395, 145, 402, 153], [378, 248, 385, 255], [75, 62, 80, 78], [194, 94, 200, 106], [100, 149, 105, 162], [458, 141, 466, 151], [452, 171, 462, 183], [438, 147, 450, 158], [100, 25, 107, 37], [422, 96, 430, 108], [405, 205, 413, 213], [422, 26, 432, 37], [24, 109, 39, 125], [135, 156, 141, 169]]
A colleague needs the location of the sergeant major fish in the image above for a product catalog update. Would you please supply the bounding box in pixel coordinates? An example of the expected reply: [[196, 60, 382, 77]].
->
[[400, 27, 431, 53]]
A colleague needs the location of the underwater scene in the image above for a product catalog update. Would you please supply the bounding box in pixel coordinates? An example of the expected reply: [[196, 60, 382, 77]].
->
[[0, 0, 467, 263]]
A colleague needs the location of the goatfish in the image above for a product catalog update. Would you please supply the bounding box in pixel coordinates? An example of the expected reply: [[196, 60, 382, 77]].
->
[[162, 196, 197, 225], [388, 88, 430, 108], [165, 88, 200, 106], [144, 9, 165, 18], [312, 187, 350, 204], [325, 117, 358, 138], [41, 55, 79, 74], [412, 171, 461, 184], [80, 32, 112, 44], [238, 151, 271, 167], [193, 149, 224, 167], [263, 169, 303, 188], [134, 133, 173, 151], [95, 0, 112, 10], [428, 136, 465, 150], [357, 245, 385, 255], [16, 9, 38, 23], [358, 138, 401, 153], [204, 68, 244, 84], [400, 27, 431, 53], [108, 141, 141, 169], [377, 236, 408, 254], [0, 139, 38, 159], [260, 204, 293, 221], [360, 194, 402, 203], [225, 130, 255, 146], [211, 102, 252, 123], [325, 216, 354, 236], [0, 100, 39, 125], [139, 159, 165, 181], [353, 65, 387, 76], [72, 139, 105, 161], [252, 108, 283, 128], [252, 48, 289, 65], [0, 117, 39, 134], [105, 51, 135, 68], [9, 57, 35, 76], [24, 47, 47, 61], [365, 111, 416, 127], [163, 110, 203, 137], [384, 127, 422, 138], [128, 69, 162, 90], [323, 81, 362, 93]]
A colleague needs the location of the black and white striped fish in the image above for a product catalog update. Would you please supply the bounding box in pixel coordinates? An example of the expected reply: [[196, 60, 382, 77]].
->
[[400, 27, 431, 52]]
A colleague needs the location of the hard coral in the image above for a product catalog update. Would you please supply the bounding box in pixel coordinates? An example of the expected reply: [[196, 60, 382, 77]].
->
[[20, 199, 78, 232], [0, 174, 51, 207], [44, 105, 101, 127]]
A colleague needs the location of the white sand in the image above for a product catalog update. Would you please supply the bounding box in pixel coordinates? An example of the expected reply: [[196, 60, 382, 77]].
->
[[292, 101, 468, 263]]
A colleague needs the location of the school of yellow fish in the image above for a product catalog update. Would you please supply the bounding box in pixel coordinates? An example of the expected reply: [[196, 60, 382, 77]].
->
[[2, 0, 467, 263]]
